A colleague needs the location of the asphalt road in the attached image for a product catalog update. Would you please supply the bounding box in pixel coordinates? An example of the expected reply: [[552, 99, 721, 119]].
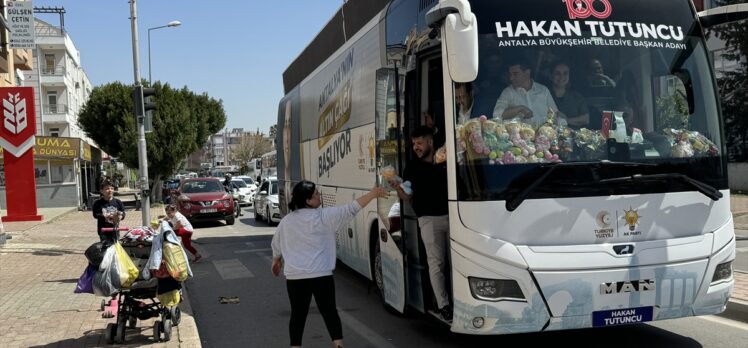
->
[[184, 210, 748, 348]]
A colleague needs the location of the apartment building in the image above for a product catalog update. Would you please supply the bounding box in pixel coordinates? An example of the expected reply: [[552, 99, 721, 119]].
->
[[0, 14, 102, 209]]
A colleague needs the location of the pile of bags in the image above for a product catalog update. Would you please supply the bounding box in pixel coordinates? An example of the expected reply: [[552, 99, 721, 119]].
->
[[74, 221, 192, 297], [75, 239, 139, 296]]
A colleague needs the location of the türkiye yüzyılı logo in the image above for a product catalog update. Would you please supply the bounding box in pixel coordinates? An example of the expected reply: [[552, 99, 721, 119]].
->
[[495, 0, 686, 49]]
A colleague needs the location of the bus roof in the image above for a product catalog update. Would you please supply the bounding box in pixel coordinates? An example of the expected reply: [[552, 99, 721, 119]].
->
[[282, 0, 390, 93]]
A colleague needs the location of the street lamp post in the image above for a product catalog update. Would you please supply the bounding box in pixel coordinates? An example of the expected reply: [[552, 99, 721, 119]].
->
[[148, 20, 181, 84]]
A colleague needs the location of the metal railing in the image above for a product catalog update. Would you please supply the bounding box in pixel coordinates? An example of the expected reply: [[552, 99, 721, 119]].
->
[[44, 104, 69, 114], [41, 66, 65, 75]]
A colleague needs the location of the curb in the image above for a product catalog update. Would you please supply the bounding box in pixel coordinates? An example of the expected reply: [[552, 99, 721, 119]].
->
[[177, 283, 203, 347], [721, 298, 748, 323]]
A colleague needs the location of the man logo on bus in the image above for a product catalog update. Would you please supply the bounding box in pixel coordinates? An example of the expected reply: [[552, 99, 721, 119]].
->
[[564, 0, 612, 20]]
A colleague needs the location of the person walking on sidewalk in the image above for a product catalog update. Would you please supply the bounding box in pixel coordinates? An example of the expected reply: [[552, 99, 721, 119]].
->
[[271, 180, 387, 348], [92, 179, 125, 242], [164, 204, 202, 262]]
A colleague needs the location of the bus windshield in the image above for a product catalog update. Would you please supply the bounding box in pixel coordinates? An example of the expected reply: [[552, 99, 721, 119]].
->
[[454, 0, 727, 201]]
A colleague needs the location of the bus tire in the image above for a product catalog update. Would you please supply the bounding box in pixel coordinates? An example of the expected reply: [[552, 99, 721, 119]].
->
[[370, 223, 404, 316]]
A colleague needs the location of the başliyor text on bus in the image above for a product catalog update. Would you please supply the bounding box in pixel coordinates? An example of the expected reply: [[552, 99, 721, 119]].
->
[[276, 0, 745, 334]]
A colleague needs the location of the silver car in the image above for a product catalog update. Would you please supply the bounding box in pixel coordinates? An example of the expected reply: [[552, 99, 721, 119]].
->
[[253, 178, 280, 225]]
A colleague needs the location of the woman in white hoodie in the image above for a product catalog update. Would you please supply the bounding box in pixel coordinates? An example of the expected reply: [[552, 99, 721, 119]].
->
[[271, 180, 387, 348]]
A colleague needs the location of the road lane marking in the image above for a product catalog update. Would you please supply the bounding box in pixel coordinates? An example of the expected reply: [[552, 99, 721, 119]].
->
[[212, 259, 254, 280], [234, 248, 272, 254]]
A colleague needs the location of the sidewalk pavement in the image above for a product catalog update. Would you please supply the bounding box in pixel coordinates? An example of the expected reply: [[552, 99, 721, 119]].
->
[[0, 205, 201, 348]]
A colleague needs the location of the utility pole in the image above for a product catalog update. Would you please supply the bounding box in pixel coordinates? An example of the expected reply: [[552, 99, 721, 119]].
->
[[129, 0, 150, 226]]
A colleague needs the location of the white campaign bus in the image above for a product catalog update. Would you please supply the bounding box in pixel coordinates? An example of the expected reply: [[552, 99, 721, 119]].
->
[[277, 0, 742, 334]]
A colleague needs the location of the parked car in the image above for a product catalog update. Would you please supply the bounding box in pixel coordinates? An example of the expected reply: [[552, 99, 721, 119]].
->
[[175, 178, 236, 225], [230, 178, 253, 207], [253, 177, 280, 225]]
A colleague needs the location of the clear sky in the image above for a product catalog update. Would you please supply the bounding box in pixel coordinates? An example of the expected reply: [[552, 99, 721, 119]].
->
[[32, 0, 343, 135]]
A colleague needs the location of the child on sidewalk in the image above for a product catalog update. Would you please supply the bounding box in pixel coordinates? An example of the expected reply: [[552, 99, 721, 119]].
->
[[163, 204, 201, 262]]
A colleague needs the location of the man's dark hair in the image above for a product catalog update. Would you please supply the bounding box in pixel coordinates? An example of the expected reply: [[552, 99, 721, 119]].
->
[[508, 60, 531, 72], [100, 179, 114, 191], [411, 125, 435, 139], [455, 82, 473, 95], [289, 180, 317, 211]]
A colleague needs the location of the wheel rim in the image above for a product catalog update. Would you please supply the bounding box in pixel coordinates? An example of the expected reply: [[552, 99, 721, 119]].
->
[[163, 319, 172, 341], [171, 307, 182, 325], [374, 243, 384, 294]]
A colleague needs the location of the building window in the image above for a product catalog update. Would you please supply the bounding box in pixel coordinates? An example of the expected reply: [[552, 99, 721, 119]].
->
[[34, 162, 50, 184], [50, 160, 74, 184], [49, 127, 60, 137], [47, 92, 58, 113], [44, 54, 55, 74]]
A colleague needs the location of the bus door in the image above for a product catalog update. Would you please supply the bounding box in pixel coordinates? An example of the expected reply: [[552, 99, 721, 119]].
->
[[374, 68, 407, 312]]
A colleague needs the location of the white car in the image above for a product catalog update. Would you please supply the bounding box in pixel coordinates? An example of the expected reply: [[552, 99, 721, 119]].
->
[[230, 178, 254, 207], [253, 177, 281, 225], [235, 176, 258, 192]]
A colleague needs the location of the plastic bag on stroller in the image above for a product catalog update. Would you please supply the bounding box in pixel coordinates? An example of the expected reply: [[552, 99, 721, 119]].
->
[[93, 246, 120, 296]]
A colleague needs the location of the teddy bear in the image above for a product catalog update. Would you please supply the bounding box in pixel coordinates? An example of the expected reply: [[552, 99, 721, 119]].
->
[[535, 125, 560, 162], [381, 165, 412, 195], [464, 118, 489, 159], [517, 124, 537, 158]]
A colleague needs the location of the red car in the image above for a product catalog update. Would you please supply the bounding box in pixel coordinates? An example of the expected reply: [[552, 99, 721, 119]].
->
[[175, 178, 236, 225]]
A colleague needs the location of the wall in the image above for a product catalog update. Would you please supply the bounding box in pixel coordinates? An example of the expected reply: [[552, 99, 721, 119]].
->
[[0, 184, 79, 209]]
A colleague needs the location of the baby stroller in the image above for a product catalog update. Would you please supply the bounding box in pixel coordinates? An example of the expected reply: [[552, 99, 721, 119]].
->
[[99, 225, 182, 344]]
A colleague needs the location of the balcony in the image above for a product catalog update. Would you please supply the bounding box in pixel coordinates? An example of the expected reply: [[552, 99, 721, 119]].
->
[[42, 66, 65, 76], [42, 104, 70, 123], [40, 66, 66, 86], [44, 104, 69, 114]]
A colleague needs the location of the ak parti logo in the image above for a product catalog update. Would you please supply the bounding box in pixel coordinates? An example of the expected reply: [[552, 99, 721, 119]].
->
[[564, 0, 612, 20]]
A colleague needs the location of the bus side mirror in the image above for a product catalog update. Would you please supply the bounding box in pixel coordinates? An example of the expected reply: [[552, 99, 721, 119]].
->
[[443, 12, 478, 82], [426, 0, 479, 82]]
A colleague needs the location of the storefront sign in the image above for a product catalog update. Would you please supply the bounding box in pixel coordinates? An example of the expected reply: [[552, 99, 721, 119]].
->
[[0, 87, 42, 221], [0, 136, 82, 159]]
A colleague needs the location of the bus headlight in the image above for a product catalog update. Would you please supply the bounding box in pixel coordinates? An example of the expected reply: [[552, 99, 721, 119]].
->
[[468, 277, 525, 301], [712, 261, 733, 283]]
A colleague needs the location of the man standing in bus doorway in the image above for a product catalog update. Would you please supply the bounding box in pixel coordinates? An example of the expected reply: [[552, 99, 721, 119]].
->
[[392, 125, 452, 321]]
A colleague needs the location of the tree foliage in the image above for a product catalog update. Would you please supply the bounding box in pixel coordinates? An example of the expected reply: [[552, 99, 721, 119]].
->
[[78, 81, 226, 195], [709, 0, 748, 162], [269, 124, 277, 140], [233, 130, 274, 173]]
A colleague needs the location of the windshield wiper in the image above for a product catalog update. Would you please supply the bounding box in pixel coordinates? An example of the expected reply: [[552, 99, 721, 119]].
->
[[598, 173, 722, 201], [505, 160, 656, 211]]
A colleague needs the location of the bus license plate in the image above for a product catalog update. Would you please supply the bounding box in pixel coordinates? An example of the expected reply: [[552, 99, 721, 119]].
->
[[592, 306, 653, 327], [201, 208, 217, 213]]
